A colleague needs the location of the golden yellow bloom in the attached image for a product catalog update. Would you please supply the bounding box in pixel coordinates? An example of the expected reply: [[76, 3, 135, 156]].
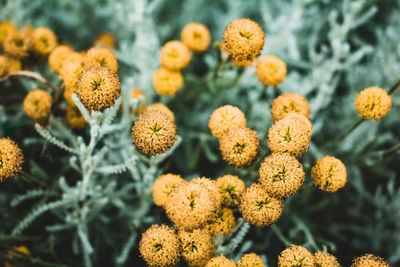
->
[[23, 89, 52, 121], [181, 23, 211, 53], [152, 173, 184, 207], [94, 32, 117, 49], [48, 45, 74, 74], [178, 228, 215, 266], [222, 18, 265, 67], [0, 54, 21, 77], [205, 207, 235, 237], [355, 86, 392, 120], [216, 174, 246, 207], [239, 184, 284, 227], [0, 21, 17, 46], [191, 177, 223, 211], [205, 255, 236, 267], [60, 52, 84, 97], [256, 55, 287, 87], [132, 110, 178, 156], [131, 88, 146, 115], [208, 105, 246, 139], [351, 254, 389, 267], [267, 115, 311, 157], [4, 246, 31, 267], [160, 40, 191, 71], [311, 156, 347, 193], [83, 47, 118, 73], [3, 30, 32, 58], [237, 253, 265, 267], [271, 93, 311, 122], [152, 67, 183, 96], [283, 113, 312, 139], [278, 244, 315, 267], [0, 138, 24, 180], [31, 27, 58, 56], [76, 66, 121, 111], [139, 225, 182, 267], [219, 127, 260, 168], [145, 103, 175, 121], [258, 153, 305, 199], [66, 105, 88, 130], [165, 181, 217, 231], [314, 251, 340, 267]]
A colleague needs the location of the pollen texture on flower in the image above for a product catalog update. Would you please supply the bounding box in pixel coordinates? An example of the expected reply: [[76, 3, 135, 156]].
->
[[237, 253, 265, 267], [83, 46, 119, 73], [0, 138, 24, 180], [178, 228, 216, 266], [216, 174, 246, 207], [205, 207, 235, 237], [23, 89, 53, 121], [152, 173, 184, 207], [271, 93, 311, 122], [351, 254, 389, 267], [278, 244, 315, 267], [205, 255, 236, 267], [355, 86, 392, 120], [314, 251, 340, 267], [311, 156, 347, 192], [209, 105, 247, 139], [145, 103, 175, 121]]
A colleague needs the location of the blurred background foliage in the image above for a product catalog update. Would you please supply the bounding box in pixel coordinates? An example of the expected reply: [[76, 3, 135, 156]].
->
[[1, 0, 400, 266]]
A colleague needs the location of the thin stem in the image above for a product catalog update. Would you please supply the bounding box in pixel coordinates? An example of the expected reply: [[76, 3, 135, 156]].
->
[[19, 170, 46, 187], [0, 71, 59, 93], [336, 117, 365, 142], [376, 143, 400, 158], [388, 80, 400, 95], [271, 224, 291, 246]]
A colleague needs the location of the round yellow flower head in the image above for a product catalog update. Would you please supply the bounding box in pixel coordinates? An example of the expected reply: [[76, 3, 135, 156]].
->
[[66, 105, 88, 130], [131, 88, 146, 115], [351, 254, 389, 267], [94, 32, 117, 49], [311, 156, 347, 193], [152, 67, 183, 96], [139, 225, 182, 267], [314, 251, 340, 267], [283, 113, 312, 139], [0, 54, 21, 77], [191, 177, 223, 212], [259, 153, 305, 199], [267, 115, 311, 157], [256, 55, 287, 87], [83, 47, 118, 73], [76, 65, 121, 111], [48, 45, 74, 74], [222, 18, 265, 67], [181, 23, 211, 53], [152, 173, 184, 207], [132, 110, 178, 156], [216, 174, 246, 207], [60, 52, 84, 95], [178, 228, 216, 266], [4, 246, 31, 267], [237, 253, 265, 267], [278, 244, 315, 267], [0, 21, 17, 46], [0, 138, 24, 180], [239, 183, 284, 227], [3, 30, 32, 58], [355, 86, 392, 120], [209, 104, 247, 139], [165, 181, 217, 231], [219, 127, 260, 168], [205, 207, 235, 237], [31, 27, 58, 56], [160, 40, 191, 71], [205, 255, 236, 267], [145, 103, 175, 121], [23, 89, 53, 121], [271, 93, 311, 122]]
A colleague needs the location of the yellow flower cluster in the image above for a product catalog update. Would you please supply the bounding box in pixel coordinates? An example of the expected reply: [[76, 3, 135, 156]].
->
[[23, 89, 53, 123], [355, 86, 392, 120], [256, 55, 287, 87], [0, 138, 24, 181], [351, 254, 390, 267], [311, 156, 347, 192]]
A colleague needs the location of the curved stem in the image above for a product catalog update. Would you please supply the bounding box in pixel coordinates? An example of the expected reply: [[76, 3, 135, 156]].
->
[[388, 80, 400, 95], [0, 71, 59, 93]]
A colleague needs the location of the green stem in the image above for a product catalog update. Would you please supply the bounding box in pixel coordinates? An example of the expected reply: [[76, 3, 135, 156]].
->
[[377, 143, 400, 158], [19, 170, 46, 187], [388, 80, 400, 95], [337, 117, 365, 141], [271, 224, 291, 246]]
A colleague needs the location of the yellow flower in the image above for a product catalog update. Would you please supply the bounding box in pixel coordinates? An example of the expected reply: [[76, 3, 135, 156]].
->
[[216, 174, 246, 207], [60, 52, 84, 99], [152, 173, 184, 207], [351, 254, 389, 267], [271, 93, 311, 122], [191, 177, 223, 212], [205, 256, 236, 267], [23, 89, 52, 122], [178, 228, 215, 266], [239, 183, 284, 227], [4, 246, 31, 267], [278, 244, 315, 267], [258, 153, 305, 199], [66, 105, 88, 130], [311, 156, 347, 192], [208, 105, 246, 139], [94, 32, 117, 49], [314, 251, 340, 267], [144, 103, 175, 121], [355, 86, 392, 120], [31, 27, 58, 56], [160, 40, 191, 70], [205, 207, 235, 237], [0, 138, 24, 180], [48, 45, 74, 74], [83, 47, 119, 73], [139, 225, 182, 267], [0, 54, 21, 77], [132, 110, 178, 156], [152, 67, 183, 96], [219, 127, 260, 168], [222, 18, 265, 67], [76, 66, 121, 111], [256, 55, 287, 87], [0, 21, 17, 46], [131, 88, 146, 115], [3, 30, 32, 58], [237, 253, 265, 267], [181, 23, 211, 53]]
